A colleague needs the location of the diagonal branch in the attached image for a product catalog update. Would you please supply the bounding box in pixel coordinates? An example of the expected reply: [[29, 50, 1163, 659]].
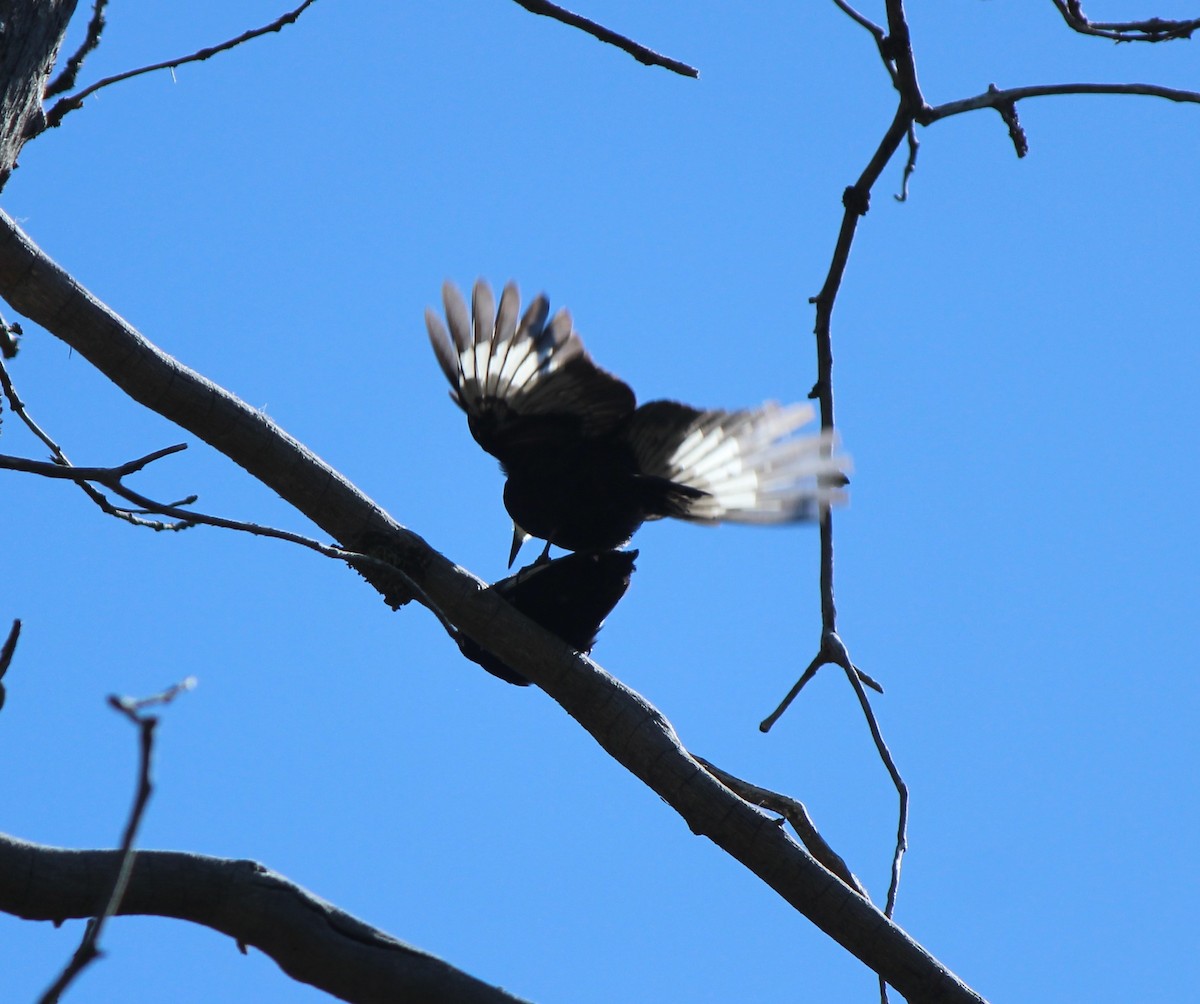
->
[[44, 0, 109, 98], [44, 0, 320, 130], [0, 208, 986, 1004], [0, 619, 18, 712], [510, 0, 698, 77], [697, 756, 868, 897]]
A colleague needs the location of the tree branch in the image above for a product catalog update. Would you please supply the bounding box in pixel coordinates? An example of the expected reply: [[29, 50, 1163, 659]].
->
[[0, 0, 78, 190], [510, 1, 698, 77], [2, 834, 531, 1004], [38, 680, 191, 1004], [1049, 0, 1200, 42], [43, 0, 108, 98], [43, 0, 320, 130], [0, 618, 18, 712], [923, 80, 1200, 125], [0, 443, 187, 484], [0, 208, 986, 1003]]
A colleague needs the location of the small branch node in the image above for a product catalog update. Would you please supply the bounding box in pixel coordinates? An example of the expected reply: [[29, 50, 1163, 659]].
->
[[988, 83, 1029, 158]]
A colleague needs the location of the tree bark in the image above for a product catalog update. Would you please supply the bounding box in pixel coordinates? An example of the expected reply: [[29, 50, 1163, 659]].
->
[[0, 834, 532, 1004], [0, 0, 77, 189]]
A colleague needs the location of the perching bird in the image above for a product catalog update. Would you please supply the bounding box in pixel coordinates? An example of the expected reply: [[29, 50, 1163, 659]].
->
[[456, 549, 638, 686], [426, 280, 848, 564]]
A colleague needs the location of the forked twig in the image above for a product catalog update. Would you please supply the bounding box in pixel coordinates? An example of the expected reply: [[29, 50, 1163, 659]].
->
[[44, 0, 110, 98], [37, 679, 194, 1004], [45, 0, 320, 129], [697, 756, 868, 897]]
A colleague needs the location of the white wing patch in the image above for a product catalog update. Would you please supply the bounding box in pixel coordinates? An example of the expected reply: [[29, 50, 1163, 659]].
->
[[665, 403, 848, 522], [426, 279, 583, 412]]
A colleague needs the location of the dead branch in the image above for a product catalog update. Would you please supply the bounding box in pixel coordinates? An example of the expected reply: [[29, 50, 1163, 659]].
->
[[510, 0, 698, 77], [44, 0, 109, 98], [5, 833, 530, 1004], [1050, 0, 1200, 42], [38, 679, 192, 1004], [44, 0, 320, 130], [0, 205, 985, 1003]]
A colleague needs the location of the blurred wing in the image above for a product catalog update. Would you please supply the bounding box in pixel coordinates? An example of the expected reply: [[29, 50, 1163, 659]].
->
[[626, 400, 849, 523], [426, 280, 635, 441]]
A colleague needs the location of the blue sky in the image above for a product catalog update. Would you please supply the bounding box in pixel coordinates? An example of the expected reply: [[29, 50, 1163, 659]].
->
[[2, 3, 1197, 1001]]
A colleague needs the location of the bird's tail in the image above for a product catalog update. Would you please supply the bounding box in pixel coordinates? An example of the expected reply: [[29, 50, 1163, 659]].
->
[[626, 400, 849, 524]]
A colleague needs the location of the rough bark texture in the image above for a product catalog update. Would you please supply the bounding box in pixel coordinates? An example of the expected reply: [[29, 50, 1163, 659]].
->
[[0, 0, 77, 190]]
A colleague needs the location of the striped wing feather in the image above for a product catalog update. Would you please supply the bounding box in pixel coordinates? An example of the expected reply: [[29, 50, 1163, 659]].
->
[[626, 400, 847, 523], [426, 280, 634, 437]]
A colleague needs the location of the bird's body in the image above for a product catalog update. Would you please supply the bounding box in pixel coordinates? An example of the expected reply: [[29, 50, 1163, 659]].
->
[[457, 550, 638, 685], [426, 280, 847, 561], [494, 425, 700, 553]]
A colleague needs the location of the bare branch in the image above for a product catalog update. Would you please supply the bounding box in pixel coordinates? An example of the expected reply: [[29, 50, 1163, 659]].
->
[[44, 0, 321, 130], [38, 680, 192, 1004], [895, 124, 919, 201], [510, 0, 698, 78], [44, 0, 110, 98], [0, 619, 17, 679], [1050, 0, 1200, 42], [697, 757, 868, 898], [2, 835, 533, 1004], [0, 443, 187, 484], [923, 80, 1200, 125], [0, 207, 986, 1003], [0, 619, 18, 713]]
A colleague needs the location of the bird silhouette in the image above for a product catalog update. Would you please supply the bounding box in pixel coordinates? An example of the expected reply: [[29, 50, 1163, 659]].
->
[[456, 550, 638, 685], [427, 280, 848, 564]]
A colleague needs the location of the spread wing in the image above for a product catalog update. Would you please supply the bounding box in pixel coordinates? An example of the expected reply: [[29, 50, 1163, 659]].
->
[[426, 280, 636, 454], [625, 400, 849, 523]]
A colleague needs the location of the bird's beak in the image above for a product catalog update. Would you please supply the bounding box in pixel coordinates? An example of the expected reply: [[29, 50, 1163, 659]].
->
[[508, 523, 532, 568]]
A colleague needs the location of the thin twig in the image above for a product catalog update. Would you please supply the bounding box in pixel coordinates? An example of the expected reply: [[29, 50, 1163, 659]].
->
[[38, 679, 193, 1004], [829, 0, 897, 87], [830, 0, 886, 42], [895, 124, 919, 201], [761, 653, 820, 731], [0, 620, 18, 678], [0, 355, 204, 529], [1051, 0, 1200, 42], [45, 0, 320, 130], [923, 80, 1200, 124], [0, 354, 429, 610], [510, 0, 698, 78], [44, 0, 110, 98], [696, 756, 868, 897], [0, 444, 187, 484], [0, 619, 19, 713]]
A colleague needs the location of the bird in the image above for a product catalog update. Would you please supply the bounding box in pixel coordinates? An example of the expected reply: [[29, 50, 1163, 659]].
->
[[426, 279, 848, 564], [455, 549, 638, 686]]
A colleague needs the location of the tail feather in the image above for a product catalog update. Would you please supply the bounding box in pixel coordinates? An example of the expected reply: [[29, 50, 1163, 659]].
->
[[631, 401, 848, 524]]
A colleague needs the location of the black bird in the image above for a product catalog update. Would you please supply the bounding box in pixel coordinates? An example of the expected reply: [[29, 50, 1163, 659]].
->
[[456, 549, 638, 686], [427, 280, 848, 564]]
